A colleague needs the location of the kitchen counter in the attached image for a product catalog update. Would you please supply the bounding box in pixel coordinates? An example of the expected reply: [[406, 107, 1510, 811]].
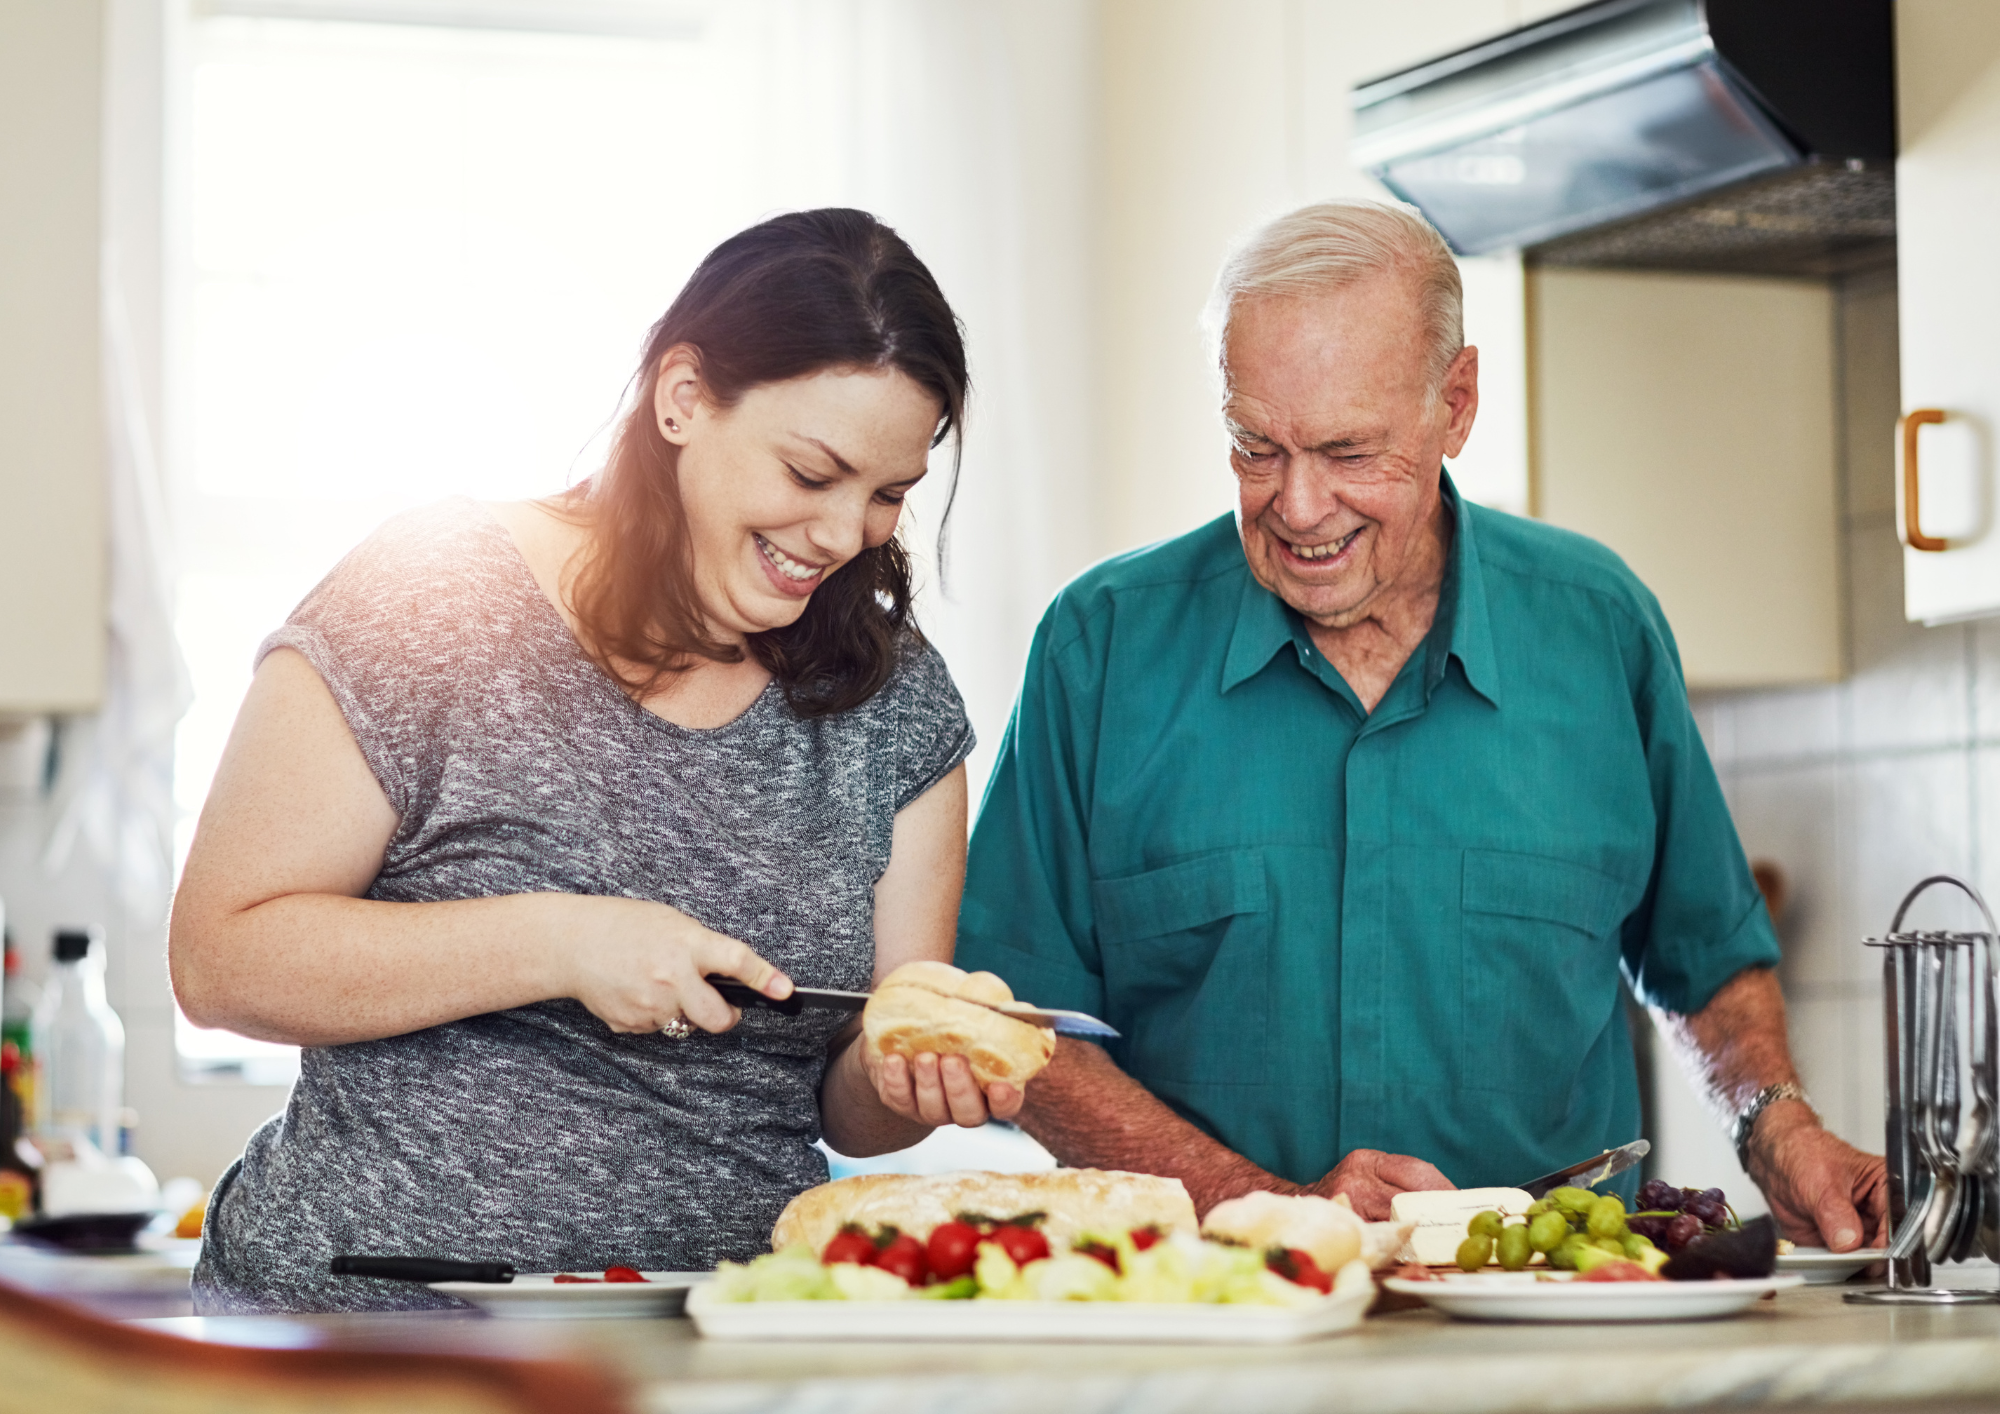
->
[[132, 1282, 2000, 1414]]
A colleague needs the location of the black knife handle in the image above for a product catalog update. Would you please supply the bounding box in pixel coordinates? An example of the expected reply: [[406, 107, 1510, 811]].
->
[[707, 976, 804, 1015], [331, 1256, 515, 1284]]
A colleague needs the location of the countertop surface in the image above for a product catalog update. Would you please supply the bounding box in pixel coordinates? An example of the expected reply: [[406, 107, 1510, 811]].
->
[[128, 1281, 2000, 1414]]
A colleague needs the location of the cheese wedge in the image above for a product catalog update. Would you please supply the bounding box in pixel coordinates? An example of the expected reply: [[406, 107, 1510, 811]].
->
[[1390, 1187, 1534, 1265]]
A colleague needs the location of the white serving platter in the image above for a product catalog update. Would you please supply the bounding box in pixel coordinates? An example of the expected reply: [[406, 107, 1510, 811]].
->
[[685, 1281, 1373, 1344], [1776, 1246, 1886, 1285], [1381, 1272, 1803, 1323], [429, 1272, 706, 1319]]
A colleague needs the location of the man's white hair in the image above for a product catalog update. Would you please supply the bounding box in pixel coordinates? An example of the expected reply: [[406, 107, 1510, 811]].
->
[[1201, 198, 1464, 398]]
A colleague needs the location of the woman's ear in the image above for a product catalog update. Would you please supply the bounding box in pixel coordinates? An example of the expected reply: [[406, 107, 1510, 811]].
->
[[652, 346, 704, 446]]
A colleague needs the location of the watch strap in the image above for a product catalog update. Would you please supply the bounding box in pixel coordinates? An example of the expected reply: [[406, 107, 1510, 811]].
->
[[1732, 1082, 1816, 1170]]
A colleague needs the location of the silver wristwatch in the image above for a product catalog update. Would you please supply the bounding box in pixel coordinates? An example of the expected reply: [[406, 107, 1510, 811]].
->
[[1732, 1082, 1816, 1170]]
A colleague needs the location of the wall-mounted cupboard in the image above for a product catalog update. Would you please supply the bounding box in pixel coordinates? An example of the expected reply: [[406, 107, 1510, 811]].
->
[[1895, 0, 2000, 625], [1528, 266, 1843, 690], [0, 0, 106, 714]]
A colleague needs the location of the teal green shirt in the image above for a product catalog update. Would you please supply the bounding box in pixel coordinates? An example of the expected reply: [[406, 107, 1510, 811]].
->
[[956, 477, 1778, 1191]]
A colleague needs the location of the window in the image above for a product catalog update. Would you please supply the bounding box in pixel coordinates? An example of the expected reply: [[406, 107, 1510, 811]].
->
[[171, 4, 789, 1075]]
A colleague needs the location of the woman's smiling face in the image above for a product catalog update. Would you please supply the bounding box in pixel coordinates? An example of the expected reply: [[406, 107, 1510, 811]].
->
[[655, 352, 942, 640]]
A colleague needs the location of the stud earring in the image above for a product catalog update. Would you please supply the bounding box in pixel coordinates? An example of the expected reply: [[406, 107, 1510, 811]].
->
[[663, 417, 681, 433]]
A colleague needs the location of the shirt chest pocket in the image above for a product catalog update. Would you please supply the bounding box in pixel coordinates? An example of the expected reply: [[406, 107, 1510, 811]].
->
[[1459, 849, 1634, 1102], [1092, 850, 1272, 1086]]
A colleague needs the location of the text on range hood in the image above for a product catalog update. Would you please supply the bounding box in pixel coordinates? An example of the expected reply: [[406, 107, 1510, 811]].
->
[[1351, 0, 1894, 264]]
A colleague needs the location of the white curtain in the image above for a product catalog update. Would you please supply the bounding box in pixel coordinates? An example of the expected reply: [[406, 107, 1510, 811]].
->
[[731, 0, 1075, 795], [42, 244, 193, 928]]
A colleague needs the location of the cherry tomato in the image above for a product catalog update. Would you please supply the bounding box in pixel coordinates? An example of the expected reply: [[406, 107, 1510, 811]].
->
[[992, 1225, 1051, 1267], [1267, 1248, 1332, 1293], [926, 1221, 982, 1281], [1076, 1241, 1120, 1274], [552, 1273, 599, 1283], [1129, 1226, 1163, 1252], [822, 1231, 879, 1266], [603, 1266, 648, 1283], [875, 1233, 929, 1286]]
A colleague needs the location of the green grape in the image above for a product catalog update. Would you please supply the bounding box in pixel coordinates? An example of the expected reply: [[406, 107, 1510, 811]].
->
[[1468, 1210, 1505, 1240], [1622, 1233, 1655, 1261], [1456, 1234, 1494, 1272], [1496, 1224, 1532, 1271], [1594, 1236, 1626, 1255], [1550, 1235, 1589, 1271], [1586, 1195, 1628, 1239], [1551, 1186, 1597, 1214], [1525, 1198, 1553, 1218], [1527, 1211, 1571, 1253]]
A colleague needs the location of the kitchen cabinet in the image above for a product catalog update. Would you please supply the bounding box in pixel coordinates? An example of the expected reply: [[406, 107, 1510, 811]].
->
[[1895, 2, 2000, 624], [0, 0, 107, 713], [1528, 267, 1842, 689]]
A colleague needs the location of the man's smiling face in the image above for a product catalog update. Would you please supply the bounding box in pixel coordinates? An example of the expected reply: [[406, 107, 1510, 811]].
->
[[1224, 272, 1477, 629]]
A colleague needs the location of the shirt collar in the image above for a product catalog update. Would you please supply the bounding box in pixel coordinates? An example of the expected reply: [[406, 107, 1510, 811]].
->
[[1218, 470, 1503, 708]]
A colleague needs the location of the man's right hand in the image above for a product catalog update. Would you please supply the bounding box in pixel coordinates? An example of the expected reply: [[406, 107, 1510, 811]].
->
[[1305, 1149, 1454, 1220]]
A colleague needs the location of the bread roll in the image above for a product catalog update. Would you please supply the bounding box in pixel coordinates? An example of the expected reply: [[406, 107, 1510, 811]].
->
[[861, 961, 1056, 1089], [1200, 1191, 1365, 1272], [771, 1170, 1197, 1254]]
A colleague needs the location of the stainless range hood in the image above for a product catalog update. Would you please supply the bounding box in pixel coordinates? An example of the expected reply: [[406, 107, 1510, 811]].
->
[[1352, 0, 1895, 274]]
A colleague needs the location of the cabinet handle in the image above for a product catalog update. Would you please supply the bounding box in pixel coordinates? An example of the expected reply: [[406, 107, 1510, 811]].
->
[[1900, 408, 1948, 553]]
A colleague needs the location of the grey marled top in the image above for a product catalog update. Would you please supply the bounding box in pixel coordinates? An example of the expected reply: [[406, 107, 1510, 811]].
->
[[192, 499, 973, 1313]]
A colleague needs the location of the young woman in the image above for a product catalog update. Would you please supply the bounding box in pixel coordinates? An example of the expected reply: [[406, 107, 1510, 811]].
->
[[171, 209, 1011, 1312]]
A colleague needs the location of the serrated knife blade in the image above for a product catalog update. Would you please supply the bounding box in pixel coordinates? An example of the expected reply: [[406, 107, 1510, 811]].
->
[[705, 977, 1120, 1040]]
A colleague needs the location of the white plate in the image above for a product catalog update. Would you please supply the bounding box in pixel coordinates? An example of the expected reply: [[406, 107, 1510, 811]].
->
[[429, 1271, 705, 1319], [1776, 1247, 1886, 1284], [685, 1281, 1372, 1344], [1381, 1272, 1803, 1323]]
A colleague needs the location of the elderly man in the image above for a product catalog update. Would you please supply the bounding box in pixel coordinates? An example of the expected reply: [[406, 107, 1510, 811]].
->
[[956, 199, 1886, 1248]]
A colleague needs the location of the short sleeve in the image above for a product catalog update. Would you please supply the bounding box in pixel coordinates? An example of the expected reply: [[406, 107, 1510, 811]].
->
[[885, 635, 976, 812], [252, 502, 509, 825], [1617, 588, 1782, 1013]]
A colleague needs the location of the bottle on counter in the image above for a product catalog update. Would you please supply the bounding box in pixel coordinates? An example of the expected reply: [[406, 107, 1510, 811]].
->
[[30, 927, 126, 1158]]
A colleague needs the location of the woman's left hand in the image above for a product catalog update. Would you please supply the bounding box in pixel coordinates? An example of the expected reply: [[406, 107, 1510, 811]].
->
[[862, 1044, 1024, 1129]]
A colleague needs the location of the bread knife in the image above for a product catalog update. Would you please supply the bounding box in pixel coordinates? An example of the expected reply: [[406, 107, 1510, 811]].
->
[[1516, 1139, 1651, 1199], [705, 976, 1120, 1040]]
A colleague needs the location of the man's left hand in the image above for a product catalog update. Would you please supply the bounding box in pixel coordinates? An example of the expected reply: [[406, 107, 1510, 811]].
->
[[1748, 1105, 1888, 1252]]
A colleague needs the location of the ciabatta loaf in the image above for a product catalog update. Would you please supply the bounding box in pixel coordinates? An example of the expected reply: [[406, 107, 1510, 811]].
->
[[771, 1169, 1196, 1254], [861, 961, 1056, 1089], [1201, 1191, 1365, 1272]]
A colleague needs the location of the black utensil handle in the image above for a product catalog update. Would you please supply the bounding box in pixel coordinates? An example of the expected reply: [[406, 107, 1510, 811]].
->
[[331, 1256, 515, 1284], [706, 976, 804, 1015]]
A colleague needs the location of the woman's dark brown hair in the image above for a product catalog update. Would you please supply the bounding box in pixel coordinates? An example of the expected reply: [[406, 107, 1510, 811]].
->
[[563, 208, 967, 718]]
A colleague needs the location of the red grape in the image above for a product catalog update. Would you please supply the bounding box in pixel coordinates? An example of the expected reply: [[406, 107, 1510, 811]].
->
[[1665, 1213, 1704, 1251]]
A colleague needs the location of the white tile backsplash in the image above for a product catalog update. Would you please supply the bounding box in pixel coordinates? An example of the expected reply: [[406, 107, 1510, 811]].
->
[[1647, 273, 1973, 1200], [1845, 522, 1972, 752], [1845, 750, 1977, 941], [1728, 763, 1844, 987], [1784, 994, 1851, 1139], [1731, 686, 1843, 765]]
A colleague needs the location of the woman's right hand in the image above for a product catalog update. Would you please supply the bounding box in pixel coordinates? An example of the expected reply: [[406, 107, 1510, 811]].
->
[[555, 896, 791, 1035]]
